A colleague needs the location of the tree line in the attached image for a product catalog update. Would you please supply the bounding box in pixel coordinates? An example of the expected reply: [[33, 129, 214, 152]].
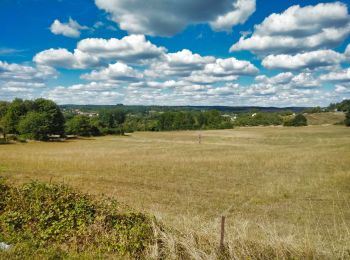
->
[[0, 98, 128, 141], [1, 98, 348, 142], [0, 99, 234, 141]]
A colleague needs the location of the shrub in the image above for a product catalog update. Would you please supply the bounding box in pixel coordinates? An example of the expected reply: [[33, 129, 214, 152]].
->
[[284, 114, 308, 127], [345, 110, 350, 127], [0, 181, 154, 257]]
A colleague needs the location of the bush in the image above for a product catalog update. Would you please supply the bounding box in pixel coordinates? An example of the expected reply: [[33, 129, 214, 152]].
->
[[345, 110, 350, 127], [0, 181, 154, 257], [284, 114, 308, 127]]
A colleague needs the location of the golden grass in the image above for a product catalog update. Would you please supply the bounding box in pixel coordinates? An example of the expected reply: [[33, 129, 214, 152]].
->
[[1, 125, 350, 258], [305, 112, 345, 125]]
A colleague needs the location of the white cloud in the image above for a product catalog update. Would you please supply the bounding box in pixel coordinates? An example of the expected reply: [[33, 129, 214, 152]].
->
[[0, 61, 57, 101], [210, 0, 256, 31], [256, 72, 294, 85], [262, 50, 344, 70], [320, 68, 350, 81], [77, 35, 166, 63], [45, 82, 124, 105], [335, 83, 350, 93], [185, 57, 258, 84], [230, 2, 350, 54], [256, 71, 320, 89], [33, 35, 165, 68], [0, 61, 56, 82], [94, 0, 255, 36], [33, 48, 83, 69], [81, 62, 143, 82], [50, 18, 88, 38], [145, 49, 215, 78]]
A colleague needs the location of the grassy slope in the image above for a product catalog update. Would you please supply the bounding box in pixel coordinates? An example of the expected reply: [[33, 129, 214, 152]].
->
[[305, 112, 345, 125], [1, 126, 350, 258]]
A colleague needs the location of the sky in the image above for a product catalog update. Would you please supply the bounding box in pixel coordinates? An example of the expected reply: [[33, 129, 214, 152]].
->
[[1, 0, 350, 106]]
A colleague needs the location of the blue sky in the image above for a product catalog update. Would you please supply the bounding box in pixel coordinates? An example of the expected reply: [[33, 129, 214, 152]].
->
[[1, 0, 350, 106]]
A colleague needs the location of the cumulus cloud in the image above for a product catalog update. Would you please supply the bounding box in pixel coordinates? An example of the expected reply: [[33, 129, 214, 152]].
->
[[0, 61, 56, 82], [145, 49, 215, 78], [50, 18, 88, 38], [0, 61, 57, 101], [262, 50, 344, 70], [33, 48, 83, 69], [335, 83, 350, 93], [94, 0, 255, 36], [256, 71, 320, 89], [320, 68, 350, 81], [230, 2, 350, 54], [81, 62, 143, 82], [185, 57, 258, 84], [33, 35, 165, 68], [77, 35, 166, 63], [45, 82, 124, 105]]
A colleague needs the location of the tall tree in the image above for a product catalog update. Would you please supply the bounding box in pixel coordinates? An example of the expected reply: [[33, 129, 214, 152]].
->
[[32, 98, 65, 136], [2, 98, 28, 133]]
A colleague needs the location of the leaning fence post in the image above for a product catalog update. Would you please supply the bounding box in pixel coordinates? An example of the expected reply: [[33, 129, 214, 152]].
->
[[220, 216, 225, 248]]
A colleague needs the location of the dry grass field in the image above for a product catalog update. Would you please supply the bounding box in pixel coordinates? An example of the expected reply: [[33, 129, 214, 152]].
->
[[1, 125, 350, 258], [305, 112, 345, 125]]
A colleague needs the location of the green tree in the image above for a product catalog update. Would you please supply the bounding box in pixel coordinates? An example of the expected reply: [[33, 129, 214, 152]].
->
[[2, 98, 28, 133], [65, 116, 100, 136], [99, 109, 127, 134], [17, 112, 51, 141], [0, 101, 9, 119], [32, 98, 65, 136]]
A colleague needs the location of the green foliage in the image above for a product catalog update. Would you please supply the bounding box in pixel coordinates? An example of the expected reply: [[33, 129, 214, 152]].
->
[[0, 98, 65, 141], [65, 116, 100, 137], [99, 109, 126, 128], [303, 106, 323, 113], [234, 112, 283, 126], [0, 101, 9, 118], [0, 181, 154, 257], [17, 112, 51, 141], [284, 114, 308, 127], [327, 99, 350, 112], [2, 98, 28, 134], [345, 110, 350, 127], [157, 110, 233, 131], [98, 109, 127, 135], [32, 98, 65, 136]]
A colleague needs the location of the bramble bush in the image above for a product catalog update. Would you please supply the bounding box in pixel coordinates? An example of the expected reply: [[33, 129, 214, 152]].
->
[[0, 180, 154, 258]]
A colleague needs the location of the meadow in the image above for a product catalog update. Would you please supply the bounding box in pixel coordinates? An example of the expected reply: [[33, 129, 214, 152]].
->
[[1, 125, 350, 258]]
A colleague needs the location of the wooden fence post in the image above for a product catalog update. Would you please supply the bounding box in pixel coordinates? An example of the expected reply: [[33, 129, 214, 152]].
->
[[220, 216, 225, 248]]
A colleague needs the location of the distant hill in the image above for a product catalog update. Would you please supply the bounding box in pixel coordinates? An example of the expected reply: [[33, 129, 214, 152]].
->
[[60, 104, 310, 113]]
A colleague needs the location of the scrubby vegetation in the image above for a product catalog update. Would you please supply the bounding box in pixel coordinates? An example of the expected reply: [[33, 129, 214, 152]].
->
[[0, 179, 155, 258], [283, 114, 308, 127], [327, 99, 350, 112], [346, 110, 350, 126], [233, 112, 283, 126]]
